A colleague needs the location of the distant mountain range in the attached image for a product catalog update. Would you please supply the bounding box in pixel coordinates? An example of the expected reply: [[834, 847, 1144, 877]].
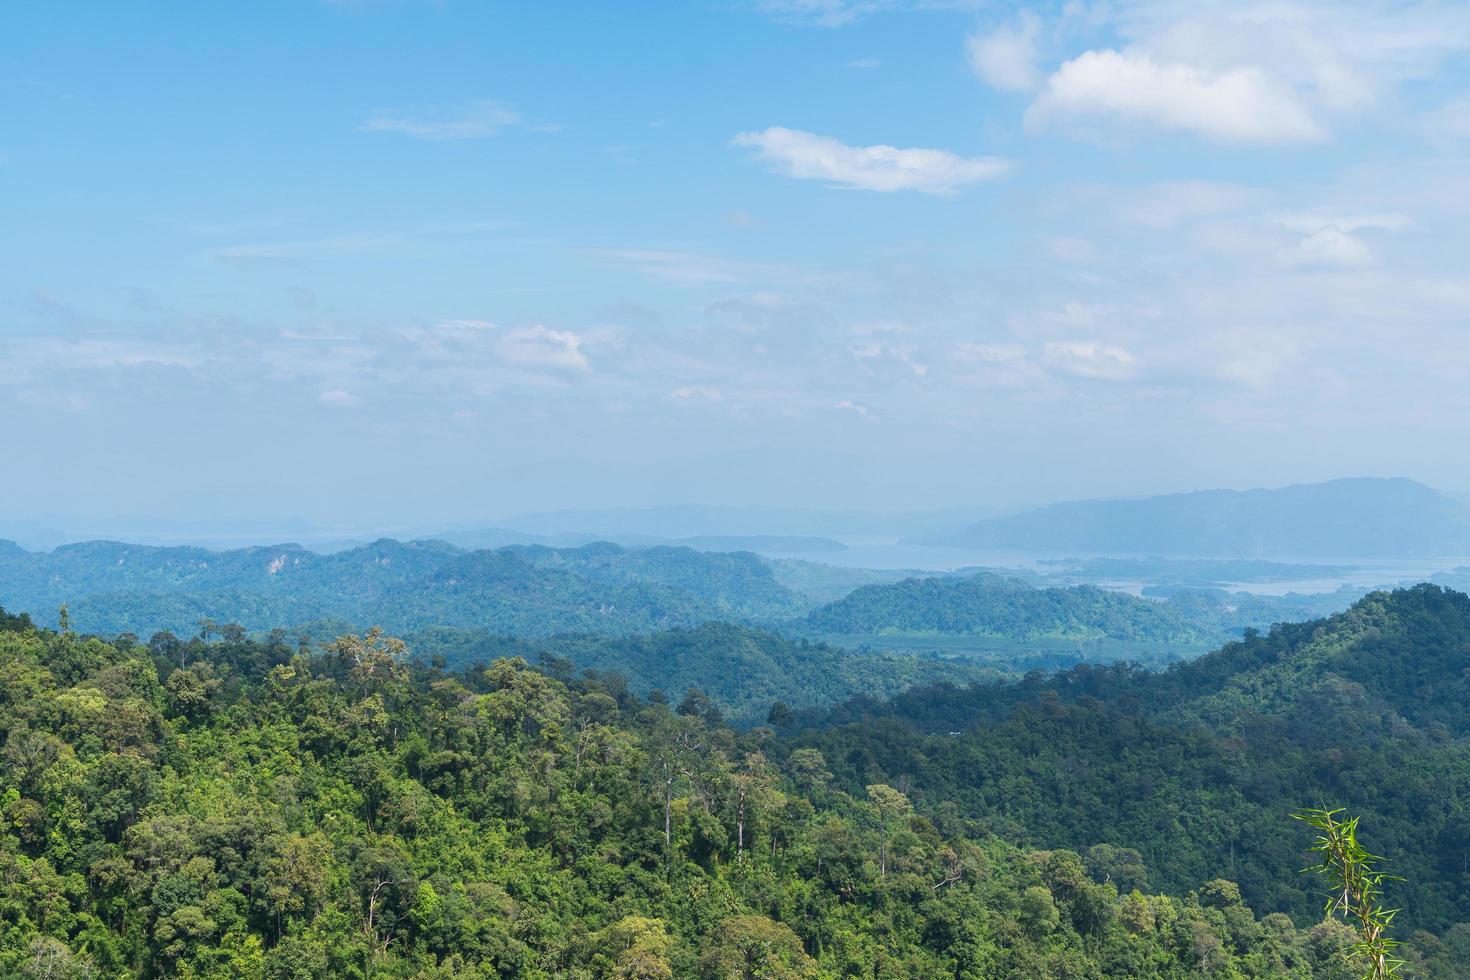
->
[[911, 477, 1470, 557], [0, 538, 812, 639], [0, 536, 1377, 668]]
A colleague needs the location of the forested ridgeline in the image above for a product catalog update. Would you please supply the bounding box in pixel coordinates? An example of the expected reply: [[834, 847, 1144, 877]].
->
[[0, 539, 811, 639], [790, 584, 1470, 951], [788, 570, 1370, 655], [793, 572, 1217, 643], [0, 605, 1422, 979], [0, 540, 1358, 671]]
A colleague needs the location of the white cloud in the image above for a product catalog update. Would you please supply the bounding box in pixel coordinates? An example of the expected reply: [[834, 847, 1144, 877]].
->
[[360, 100, 521, 140], [1028, 50, 1325, 144], [1272, 213, 1408, 270], [495, 325, 590, 372], [319, 389, 360, 407], [1042, 341, 1138, 380], [834, 399, 874, 417], [1281, 226, 1374, 269], [967, 11, 1041, 91], [732, 127, 1010, 194], [849, 335, 927, 376], [1009, 1, 1470, 145]]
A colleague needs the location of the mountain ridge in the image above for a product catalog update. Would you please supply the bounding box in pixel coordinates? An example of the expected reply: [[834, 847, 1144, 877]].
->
[[912, 477, 1470, 557]]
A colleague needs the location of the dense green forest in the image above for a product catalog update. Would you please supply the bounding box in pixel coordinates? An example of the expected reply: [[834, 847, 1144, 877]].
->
[[795, 573, 1216, 644], [789, 570, 1370, 664], [789, 585, 1470, 955], [398, 622, 1001, 725], [4, 603, 1450, 978]]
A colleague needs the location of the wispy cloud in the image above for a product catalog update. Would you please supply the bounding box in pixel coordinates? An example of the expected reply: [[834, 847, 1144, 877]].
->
[[732, 127, 1010, 194], [318, 389, 361, 407], [586, 248, 821, 289], [1042, 341, 1139, 381], [360, 99, 522, 140], [207, 234, 398, 267], [967, 11, 1041, 92], [755, 0, 885, 27], [667, 385, 725, 402], [753, 0, 977, 27]]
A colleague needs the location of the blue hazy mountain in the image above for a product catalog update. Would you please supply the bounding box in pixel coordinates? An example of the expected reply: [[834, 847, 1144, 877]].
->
[[0, 538, 813, 638], [914, 478, 1470, 558]]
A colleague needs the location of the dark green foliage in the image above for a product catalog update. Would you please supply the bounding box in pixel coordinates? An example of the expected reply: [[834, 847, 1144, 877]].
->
[[0, 613, 1377, 978], [402, 621, 1001, 725], [791, 585, 1470, 944]]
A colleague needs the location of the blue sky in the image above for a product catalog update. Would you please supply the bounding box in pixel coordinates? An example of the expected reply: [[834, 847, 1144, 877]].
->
[[3, 0, 1469, 527]]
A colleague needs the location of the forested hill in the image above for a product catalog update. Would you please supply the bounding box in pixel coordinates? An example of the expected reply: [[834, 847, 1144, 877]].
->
[[401, 621, 1000, 725], [793, 584, 1470, 939], [0, 605, 1430, 977], [796, 572, 1216, 645], [0, 538, 811, 638], [917, 477, 1470, 556]]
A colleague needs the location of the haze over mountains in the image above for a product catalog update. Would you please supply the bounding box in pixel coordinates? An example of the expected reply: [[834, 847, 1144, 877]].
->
[[8, 479, 1470, 968], [917, 477, 1470, 557], [5, 476, 1466, 646]]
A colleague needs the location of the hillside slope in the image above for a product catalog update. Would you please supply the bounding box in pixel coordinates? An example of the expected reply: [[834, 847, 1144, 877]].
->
[[797, 585, 1470, 934], [797, 572, 1215, 644], [0, 607, 1402, 977], [405, 620, 1001, 724]]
